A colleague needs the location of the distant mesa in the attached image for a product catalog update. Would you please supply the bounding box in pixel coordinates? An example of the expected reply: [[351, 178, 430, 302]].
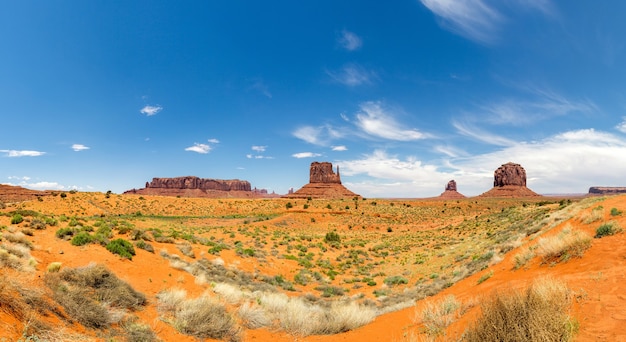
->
[[0, 184, 52, 202], [479, 162, 541, 198], [284, 162, 359, 199], [437, 180, 466, 199], [124, 176, 278, 198], [588, 187, 626, 195]]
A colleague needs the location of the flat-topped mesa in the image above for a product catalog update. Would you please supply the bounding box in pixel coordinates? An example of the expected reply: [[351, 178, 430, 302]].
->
[[310, 162, 341, 184], [589, 187, 626, 195], [285, 161, 359, 199], [146, 176, 251, 191], [479, 162, 540, 198], [494, 162, 526, 187]]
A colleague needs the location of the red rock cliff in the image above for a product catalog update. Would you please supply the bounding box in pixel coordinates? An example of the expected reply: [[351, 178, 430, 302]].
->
[[146, 176, 251, 191], [309, 162, 341, 184]]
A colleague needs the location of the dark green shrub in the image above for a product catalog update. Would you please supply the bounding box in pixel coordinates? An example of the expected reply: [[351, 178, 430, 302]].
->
[[384, 275, 408, 286], [610, 208, 622, 216], [285, 202, 293, 209], [106, 239, 136, 259], [71, 232, 93, 246], [595, 222, 621, 238], [324, 231, 341, 244], [135, 240, 154, 253]]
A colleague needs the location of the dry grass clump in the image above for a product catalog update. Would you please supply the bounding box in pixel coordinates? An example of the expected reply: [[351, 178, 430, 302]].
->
[[464, 278, 577, 342], [157, 289, 241, 342], [45, 264, 146, 329], [121, 316, 159, 342], [415, 295, 461, 338], [536, 226, 592, 263], [513, 247, 536, 269], [580, 206, 604, 224], [237, 301, 272, 329]]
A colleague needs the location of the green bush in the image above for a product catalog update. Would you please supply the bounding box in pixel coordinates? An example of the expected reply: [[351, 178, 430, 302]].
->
[[595, 221, 622, 238], [71, 232, 93, 246], [610, 207, 622, 216], [384, 275, 408, 286], [135, 240, 155, 253], [324, 231, 341, 244], [285, 202, 293, 209], [10, 214, 23, 224], [55, 227, 75, 239], [106, 239, 136, 259]]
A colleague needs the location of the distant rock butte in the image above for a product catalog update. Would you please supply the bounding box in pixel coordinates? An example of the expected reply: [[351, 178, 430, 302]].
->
[[479, 162, 541, 198], [285, 162, 359, 199], [0, 184, 52, 202], [589, 187, 626, 195], [437, 180, 466, 199], [124, 176, 278, 198]]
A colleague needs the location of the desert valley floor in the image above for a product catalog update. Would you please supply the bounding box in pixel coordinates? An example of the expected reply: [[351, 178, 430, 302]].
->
[[1, 190, 626, 341]]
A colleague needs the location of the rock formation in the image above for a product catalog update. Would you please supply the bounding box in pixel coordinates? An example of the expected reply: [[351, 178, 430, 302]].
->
[[589, 187, 626, 195], [479, 162, 541, 198], [437, 180, 466, 199], [285, 162, 359, 199], [124, 176, 278, 198], [0, 184, 52, 203], [146, 176, 251, 192]]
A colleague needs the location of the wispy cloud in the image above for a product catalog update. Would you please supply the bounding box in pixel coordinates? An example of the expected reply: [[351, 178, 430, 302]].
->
[[292, 152, 322, 159], [355, 102, 428, 141], [0, 150, 45, 157], [208, 138, 220, 144], [327, 64, 376, 87], [249, 79, 272, 98], [247, 146, 273, 159], [338, 30, 362, 51], [140, 105, 162, 116], [185, 143, 212, 154], [616, 117, 626, 133], [3, 178, 71, 191], [71, 144, 90, 152], [420, 0, 503, 43], [332, 145, 348, 151], [293, 125, 344, 146], [452, 120, 516, 146]]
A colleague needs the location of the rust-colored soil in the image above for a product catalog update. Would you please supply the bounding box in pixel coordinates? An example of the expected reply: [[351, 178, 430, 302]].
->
[[1, 187, 625, 341]]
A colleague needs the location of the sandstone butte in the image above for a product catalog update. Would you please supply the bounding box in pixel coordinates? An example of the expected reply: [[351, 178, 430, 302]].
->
[[123, 176, 279, 198], [284, 161, 360, 199], [479, 162, 541, 198], [436, 179, 466, 199]]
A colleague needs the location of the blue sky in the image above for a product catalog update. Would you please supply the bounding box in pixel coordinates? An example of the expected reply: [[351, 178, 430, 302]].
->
[[2, 1, 626, 197]]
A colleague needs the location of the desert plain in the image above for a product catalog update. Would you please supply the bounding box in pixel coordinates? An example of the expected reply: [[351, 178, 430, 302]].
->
[[1, 187, 626, 341]]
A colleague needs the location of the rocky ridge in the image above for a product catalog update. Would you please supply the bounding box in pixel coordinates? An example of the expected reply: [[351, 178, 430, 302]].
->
[[124, 176, 276, 198]]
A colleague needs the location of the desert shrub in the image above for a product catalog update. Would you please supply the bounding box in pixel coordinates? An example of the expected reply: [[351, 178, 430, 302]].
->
[[106, 238, 136, 259], [537, 227, 591, 263], [11, 214, 24, 224], [416, 295, 461, 338], [581, 206, 604, 224], [324, 231, 341, 244], [45, 264, 146, 329], [595, 221, 622, 238], [315, 285, 345, 297], [157, 290, 241, 341], [285, 202, 293, 209], [177, 243, 195, 258], [47, 262, 62, 273], [71, 232, 93, 246], [121, 316, 158, 342], [513, 248, 535, 269], [464, 278, 576, 342], [29, 218, 46, 230], [610, 207, 622, 216], [384, 275, 408, 286], [135, 240, 155, 253], [238, 301, 272, 329], [55, 227, 75, 239]]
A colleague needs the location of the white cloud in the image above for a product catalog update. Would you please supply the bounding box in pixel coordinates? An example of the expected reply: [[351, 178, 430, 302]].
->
[[2, 180, 67, 190], [71, 144, 90, 152], [252, 145, 267, 152], [615, 117, 626, 133], [332, 145, 348, 151], [355, 102, 428, 141], [452, 120, 516, 146], [338, 30, 362, 51], [420, 0, 503, 43], [140, 105, 162, 116], [293, 125, 344, 146], [0, 150, 45, 157], [185, 143, 212, 154], [327, 64, 375, 86], [292, 152, 322, 159], [208, 138, 220, 144], [339, 128, 626, 198]]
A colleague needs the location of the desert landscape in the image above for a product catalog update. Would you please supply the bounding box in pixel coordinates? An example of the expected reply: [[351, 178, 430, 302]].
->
[[1, 162, 625, 342]]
